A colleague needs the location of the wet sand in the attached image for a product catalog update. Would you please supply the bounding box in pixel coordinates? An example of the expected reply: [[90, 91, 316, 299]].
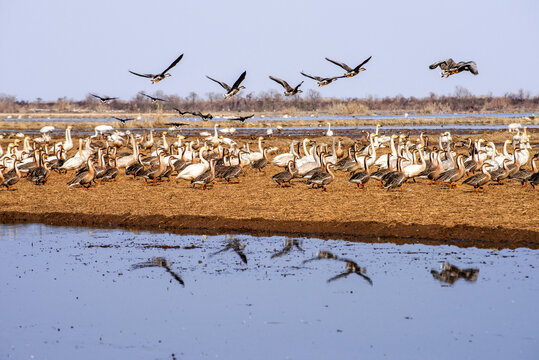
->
[[0, 133, 538, 249]]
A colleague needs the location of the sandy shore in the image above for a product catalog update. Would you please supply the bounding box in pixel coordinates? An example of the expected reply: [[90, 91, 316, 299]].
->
[[0, 132, 537, 249]]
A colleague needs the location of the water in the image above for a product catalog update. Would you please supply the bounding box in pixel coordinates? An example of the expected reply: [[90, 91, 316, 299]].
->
[[2, 112, 536, 123], [1, 224, 538, 359]]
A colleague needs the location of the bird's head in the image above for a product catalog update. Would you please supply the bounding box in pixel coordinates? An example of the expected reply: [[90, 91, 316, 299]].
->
[[297, 90, 303, 94], [238, 86, 246, 90]]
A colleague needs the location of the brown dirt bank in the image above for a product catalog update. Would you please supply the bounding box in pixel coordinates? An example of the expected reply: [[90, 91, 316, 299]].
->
[[0, 210, 538, 249], [1, 132, 537, 249]]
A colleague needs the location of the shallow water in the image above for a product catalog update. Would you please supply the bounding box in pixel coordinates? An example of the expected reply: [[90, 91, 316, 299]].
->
[[2, 122, 538, 139], [1, 224, 538, 359], [3, 111, 536, 123]]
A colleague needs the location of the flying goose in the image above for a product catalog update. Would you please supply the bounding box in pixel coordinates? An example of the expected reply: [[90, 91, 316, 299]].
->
[[325, 55, 372, 78], [140, 93, 167, 104], [429, 58, 478, 77], [90, 94, 118, 104], [300, 72, 344, 86], [206, 71, 247, 100], [269, 76, 304, 96], [129, 53, 184, 84]]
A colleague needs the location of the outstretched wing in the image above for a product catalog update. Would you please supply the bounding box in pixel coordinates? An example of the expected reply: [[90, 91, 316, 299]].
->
[[327, 271, 352, 283], [300, 72, 322, 81], [90, 93, 103, 101], [356, 271, 373, 286], [269, 76, 293, 91], [456, 61, 478, 75], [160, 53, 184, 75], [325, 57, 353, 72], [232, 71, 247, 89], [129, 70, 155, 78], [429, 58, 456, 70], [353, 55, 372, 72], [206, 76, 231, 91]]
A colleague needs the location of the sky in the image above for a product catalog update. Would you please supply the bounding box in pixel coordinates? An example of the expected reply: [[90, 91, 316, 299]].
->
[[1, 0, 538, 101]]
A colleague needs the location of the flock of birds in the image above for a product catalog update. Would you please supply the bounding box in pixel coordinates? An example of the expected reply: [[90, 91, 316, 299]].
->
[[85, 53, 478, 125], [0, 121, 536, 193]]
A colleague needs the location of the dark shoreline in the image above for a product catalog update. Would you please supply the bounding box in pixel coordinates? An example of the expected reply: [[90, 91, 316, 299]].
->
[[1, 211, 537, 250]]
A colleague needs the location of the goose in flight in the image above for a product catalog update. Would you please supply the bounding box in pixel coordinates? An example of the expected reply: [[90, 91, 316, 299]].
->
[[269, 76, 304, 96], [129, 53, 184, 84], [113, 117, 134, 124], [228, 114, 254, 123], [300, 71, 344, 86], [206, 71, 247, 100], [429, 58, 478, 78], [325, 55, 372, 78], [140, 92, 167, 104], [90, 94, 118, 104]]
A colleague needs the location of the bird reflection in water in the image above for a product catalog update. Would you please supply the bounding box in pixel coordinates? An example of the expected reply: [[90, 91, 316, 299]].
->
[[211, 238, 248, 264], [431, 262, 479, 285], [271, 239, 304, 258], [327, 259, 373, 285], [303, 250, 373, 285], [131, 257, 185, 286], [302, 250, 339, 264]]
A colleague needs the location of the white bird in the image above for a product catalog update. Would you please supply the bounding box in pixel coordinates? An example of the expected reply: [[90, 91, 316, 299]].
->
[[40, 126, 55, 134], [508, 123, 522, 133], [176, 147, 209, 180], [266, 128, 274, 136], [93, 125, 113, 138], [326, 122, 333, 137]]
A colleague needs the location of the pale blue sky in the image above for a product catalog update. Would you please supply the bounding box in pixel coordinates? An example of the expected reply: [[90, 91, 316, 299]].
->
[[1, 0, 537, 101]]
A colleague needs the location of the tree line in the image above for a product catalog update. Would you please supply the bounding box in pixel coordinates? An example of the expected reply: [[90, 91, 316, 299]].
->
[[0, 87, 537, 115]]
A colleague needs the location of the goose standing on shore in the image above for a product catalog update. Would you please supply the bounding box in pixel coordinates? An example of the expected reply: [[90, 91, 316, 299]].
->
[[463, 164, 493, 193]]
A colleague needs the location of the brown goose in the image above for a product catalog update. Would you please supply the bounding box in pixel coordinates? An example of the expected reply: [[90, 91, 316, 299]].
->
[[139, 152, 166, 186], [510, 158, 536, 185], [101, 159, 119, 181], [383, 158, 406, 192], [27, 152, 50, 185], [206, 71, 247, 100], [272, 160, 295, 187], [348, 156, 370, 189], [251, 148, 268, 172], [463, 164, 492, 193], [489, 159, 510, 184], [191, 159, 216, 190], [1, 158, 21, 190], [307, 163, 336, 191], [436, 154, 466, 189], [67, 158, 95, 189]]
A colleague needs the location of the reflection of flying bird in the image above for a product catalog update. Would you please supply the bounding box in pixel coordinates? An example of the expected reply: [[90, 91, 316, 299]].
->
[[269, 76, 304, 96], [131, 257, 185, 286], [271, 239, 304, 258], [228, 114, 254, 123], [300, 72, 344, 86], [327, 259, 373, 285], [211, 239, 248, 264], [113, 117, 134, 124], [429, 58, 478, 78], [90, 94, 118, 104], [140, 93, 167, 104], [129, 53, 184, 84], [302, 250, 339, 264], [206, 71, 247, 100], [431, 262, 479, 285], [325, 55, 372, 78]]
